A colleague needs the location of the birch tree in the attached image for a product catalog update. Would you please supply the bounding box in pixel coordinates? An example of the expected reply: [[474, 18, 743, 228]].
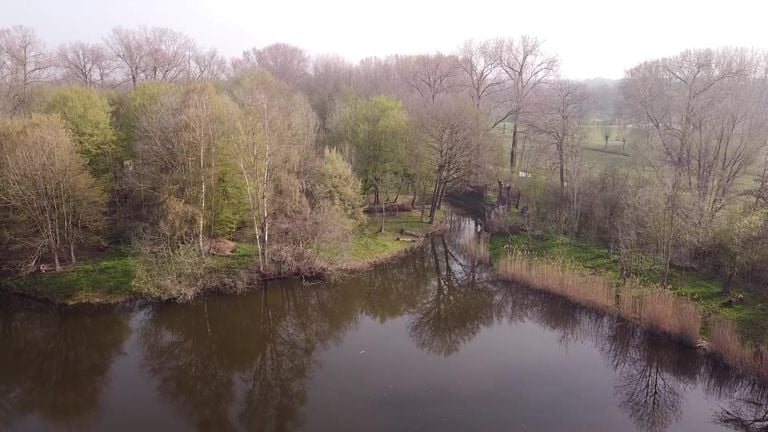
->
[[229, 69, 316, 270]]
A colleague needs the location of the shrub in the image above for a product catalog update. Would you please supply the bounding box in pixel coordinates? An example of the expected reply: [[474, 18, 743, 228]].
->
[[132, 244, 206, 302]]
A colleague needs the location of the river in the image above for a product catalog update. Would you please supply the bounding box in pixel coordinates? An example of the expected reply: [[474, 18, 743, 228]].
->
[[0, 215, 766, 432]]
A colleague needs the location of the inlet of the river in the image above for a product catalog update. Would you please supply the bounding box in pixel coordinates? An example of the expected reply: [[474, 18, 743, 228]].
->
[[1, 214, 766, 432]]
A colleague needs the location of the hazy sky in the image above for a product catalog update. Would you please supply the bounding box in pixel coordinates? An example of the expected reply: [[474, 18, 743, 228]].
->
[[2, 0, 767, 79]]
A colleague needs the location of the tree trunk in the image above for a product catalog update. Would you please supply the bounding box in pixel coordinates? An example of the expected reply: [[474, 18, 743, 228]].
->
[[510, 122, 519, 170], [436, 181, 447, 210], [198, 138, 206, 257], [391, 176, 404, 204], [428, 178, 441, 224], [378, 181, 386, 233], [53, 247, 61, 272], [558, 145, 565, 197], [722, 270, 735, 296], [69, 242, 76, 265]]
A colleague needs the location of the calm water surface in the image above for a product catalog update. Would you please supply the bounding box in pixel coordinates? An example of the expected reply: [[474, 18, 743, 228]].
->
[[1, 216, 767, 432]]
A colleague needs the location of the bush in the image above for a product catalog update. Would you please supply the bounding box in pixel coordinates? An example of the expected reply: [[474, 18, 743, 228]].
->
[[132, 244, 206, 302]]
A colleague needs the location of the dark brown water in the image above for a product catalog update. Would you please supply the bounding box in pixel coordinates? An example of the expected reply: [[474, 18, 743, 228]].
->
[[1, 216, 767, 432]]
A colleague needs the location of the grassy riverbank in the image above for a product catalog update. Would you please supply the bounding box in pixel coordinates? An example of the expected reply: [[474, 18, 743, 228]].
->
[[1, 210, 443, 305], [488, 232, 768, 378], [490, 233, 768, 342]]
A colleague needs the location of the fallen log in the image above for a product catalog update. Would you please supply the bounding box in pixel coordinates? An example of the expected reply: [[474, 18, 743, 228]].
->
[[399, 228, 422, 238]]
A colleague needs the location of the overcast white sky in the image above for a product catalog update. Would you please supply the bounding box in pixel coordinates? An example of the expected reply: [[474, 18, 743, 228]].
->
[[2, 0, 767, 79]]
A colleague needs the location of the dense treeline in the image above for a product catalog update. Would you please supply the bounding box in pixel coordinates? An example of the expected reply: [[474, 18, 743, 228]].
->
[[1, 25, 767, 301]]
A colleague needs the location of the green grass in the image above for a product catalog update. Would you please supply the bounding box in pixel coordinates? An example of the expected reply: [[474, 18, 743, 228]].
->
[[492, 233, 768, 343], [343, 210, 443, 265], [3, 244, 262, 304], [3, 249, 136, 304], [3, 211, 445, 304], [208, 243, 260, 274]]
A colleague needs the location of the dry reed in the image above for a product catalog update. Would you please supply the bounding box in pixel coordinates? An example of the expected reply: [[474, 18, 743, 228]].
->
[[496, 253, 701, 346], [458, 231, 490, 263], [619, 285, 701, 346], [709, 318, 768, 378], [496, 253, 614, 312], [495, 251, 768, 378]]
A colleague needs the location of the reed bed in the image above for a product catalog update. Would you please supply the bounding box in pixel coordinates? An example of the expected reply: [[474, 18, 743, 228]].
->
[[496, 253, 614, 311], [709, 318, 768, 379], [488, 248, 764, 379], [619, 285, 701, 346], [497, 252, 701, 346], [458, 231, 490, 263]]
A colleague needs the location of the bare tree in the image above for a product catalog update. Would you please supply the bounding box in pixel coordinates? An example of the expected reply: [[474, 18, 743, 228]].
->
[[0, 26, 50, 115], [530, 81, 589, 195], [105, 27, 147, 88], [398, 53, 460, 106], [494, 36, 559, 169], [56, 41, 114, 86], [143, 27, 195, 82], [106, 26, 196, 87], [304, 54, 353, 137], [455, 39, 504, 109], [414, 95, 484, 223], [188, 48, 227, 81], [229, 69, 316, 270], [623, 48, 768, 283], [352, 55, 402, 97], [528, 80, 590, 235], [233, 43, 309, 88], [129, 83, 233, 254]]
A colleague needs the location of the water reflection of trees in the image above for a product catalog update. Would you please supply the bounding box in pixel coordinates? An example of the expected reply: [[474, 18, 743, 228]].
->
[[2, 215, 768, 432], [703, 361, 768, 431], [361, 244, 431, 322], [140, 282, 362, 432], [610, 332, 699, 432], [495, 282, 768, 432], [0, 299, 130, 430], [495, 287, 697, 432], [407, 236, 497, 356]]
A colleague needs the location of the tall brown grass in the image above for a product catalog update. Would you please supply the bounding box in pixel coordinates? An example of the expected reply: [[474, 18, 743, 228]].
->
[[459, 232, 490, 263], [497, 253, 614, 312], [494, 250, 768, 379], [496, 252, 701, 346], [619, 285, 701, 346], [709, 318, 768, 379]]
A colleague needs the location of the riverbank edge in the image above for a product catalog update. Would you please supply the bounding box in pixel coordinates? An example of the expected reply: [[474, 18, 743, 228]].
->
[[0, 217, 448, 307], [447, 192, 768, 380], [491, 256, 768, 381]]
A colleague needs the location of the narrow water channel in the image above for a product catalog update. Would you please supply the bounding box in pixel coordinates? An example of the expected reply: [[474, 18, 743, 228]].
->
[[1, 215, 766, 431]]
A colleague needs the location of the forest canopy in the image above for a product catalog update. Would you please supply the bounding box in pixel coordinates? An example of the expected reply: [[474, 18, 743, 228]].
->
[[1, 26, 767, 303]]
